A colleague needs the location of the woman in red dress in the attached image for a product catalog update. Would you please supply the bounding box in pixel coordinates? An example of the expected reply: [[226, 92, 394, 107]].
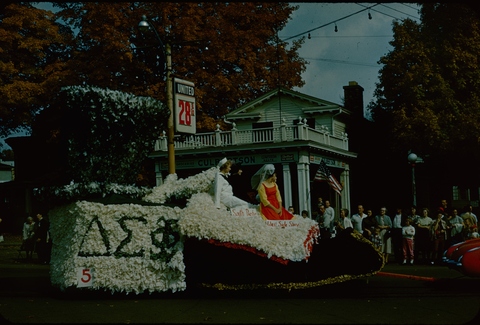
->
[[251, 164, 295, 220]]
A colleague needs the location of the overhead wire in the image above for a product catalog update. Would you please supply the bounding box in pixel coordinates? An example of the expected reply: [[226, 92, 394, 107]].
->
[[379, 3, 420, 20], [355, 3, 420, 21], [354, 3, 401, 20], [303, 57, 379, 67], [307, 35, 392, 39], [281, 3, 380, 41], [399, 2, 421, 12], [280, 3, 420, 69], [280, 3, 420, 43]]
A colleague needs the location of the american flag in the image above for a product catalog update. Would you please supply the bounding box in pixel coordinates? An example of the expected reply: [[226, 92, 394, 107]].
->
[[314, 160, 343, 196]]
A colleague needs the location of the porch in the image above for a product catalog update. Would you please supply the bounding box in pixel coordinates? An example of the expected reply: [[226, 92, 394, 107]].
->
[[154, 119, 349, 152]]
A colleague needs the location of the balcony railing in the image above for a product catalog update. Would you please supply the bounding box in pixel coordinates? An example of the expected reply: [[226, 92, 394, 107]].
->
[[154, 119, 349, 152]]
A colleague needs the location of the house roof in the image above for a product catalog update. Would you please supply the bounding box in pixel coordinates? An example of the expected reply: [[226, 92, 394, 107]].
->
[[225, 87, 349, 119]]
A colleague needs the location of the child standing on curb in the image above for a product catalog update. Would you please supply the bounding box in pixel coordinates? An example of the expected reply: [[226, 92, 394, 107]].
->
[[402, 218, 416, 265]]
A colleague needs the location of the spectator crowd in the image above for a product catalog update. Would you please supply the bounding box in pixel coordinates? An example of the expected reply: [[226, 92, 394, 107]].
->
[[314, 198, 479, 265]]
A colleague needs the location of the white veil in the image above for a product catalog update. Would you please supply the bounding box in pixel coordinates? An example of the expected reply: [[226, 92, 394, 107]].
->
[[250, 164, 275, 190]]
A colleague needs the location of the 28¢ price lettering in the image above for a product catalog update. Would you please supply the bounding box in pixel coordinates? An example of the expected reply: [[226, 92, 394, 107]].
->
[[178, 100, 194, 126], [77, 267, 94, 287]]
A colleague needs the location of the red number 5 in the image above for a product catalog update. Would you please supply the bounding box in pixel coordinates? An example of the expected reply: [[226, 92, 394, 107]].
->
[[81, 268, 92, 283]]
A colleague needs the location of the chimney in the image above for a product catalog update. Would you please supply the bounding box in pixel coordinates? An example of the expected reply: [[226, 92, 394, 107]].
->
[[343, 81, 364, 118]]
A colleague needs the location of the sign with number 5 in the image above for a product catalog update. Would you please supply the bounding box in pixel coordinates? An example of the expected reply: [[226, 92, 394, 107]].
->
[[77, 267, 94, 287], [174, 78, 196, 134]]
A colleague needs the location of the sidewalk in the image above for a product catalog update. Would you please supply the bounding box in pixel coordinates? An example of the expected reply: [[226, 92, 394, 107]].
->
[[0, 233, 49, 267]]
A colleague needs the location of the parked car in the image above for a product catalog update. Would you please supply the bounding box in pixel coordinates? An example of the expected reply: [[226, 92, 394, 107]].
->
[[443, 238, 480, 277]]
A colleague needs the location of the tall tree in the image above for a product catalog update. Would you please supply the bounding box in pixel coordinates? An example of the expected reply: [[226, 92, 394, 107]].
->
[[0, 2, 73, 142], [369, 3, 480, 159], [366, 3, 480, 202], [1, 2, 306, 141]]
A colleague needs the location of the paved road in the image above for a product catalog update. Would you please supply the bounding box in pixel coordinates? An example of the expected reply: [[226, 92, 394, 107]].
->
[[1, 234, 479, 324]]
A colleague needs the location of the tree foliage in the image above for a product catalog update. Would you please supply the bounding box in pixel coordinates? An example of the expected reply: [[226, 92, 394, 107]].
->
[[369, 3, 480, 159], [1, 2, 306, 143], [0, 2, 73, 140]]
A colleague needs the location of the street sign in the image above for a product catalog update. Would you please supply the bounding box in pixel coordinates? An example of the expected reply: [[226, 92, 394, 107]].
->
[[174, 78, 196, 134]]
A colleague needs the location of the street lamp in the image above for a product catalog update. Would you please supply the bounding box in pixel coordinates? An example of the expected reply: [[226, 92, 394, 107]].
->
[[407, 152, 418, 207], [138, 15, 175, 174]]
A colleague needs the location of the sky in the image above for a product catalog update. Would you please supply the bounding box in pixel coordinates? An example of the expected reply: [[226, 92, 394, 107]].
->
[[1, 2, 421, 150], [279, 2, 421, 113]]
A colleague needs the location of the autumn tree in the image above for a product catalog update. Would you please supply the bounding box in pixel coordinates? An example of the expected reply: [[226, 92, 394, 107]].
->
[[369, 3, 480, 160], [7, 2, 305, 139], [0, 2, 73, 143], [1, 2, 306, 188]]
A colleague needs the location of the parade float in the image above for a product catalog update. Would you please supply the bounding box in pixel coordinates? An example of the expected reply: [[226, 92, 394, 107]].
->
[[45, 167, 384, 295], [38, 85, 384, 295]]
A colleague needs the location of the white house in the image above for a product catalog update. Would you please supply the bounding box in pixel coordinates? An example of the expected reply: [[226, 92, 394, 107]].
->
[[149, 83, 364, 218]]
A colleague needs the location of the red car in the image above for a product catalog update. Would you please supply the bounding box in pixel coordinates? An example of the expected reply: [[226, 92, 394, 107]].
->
[[443, 238, 480, 262], [443, 238, 480, 277]]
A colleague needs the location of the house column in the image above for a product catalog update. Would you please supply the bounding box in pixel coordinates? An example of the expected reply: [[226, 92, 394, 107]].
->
[[297, 154, 311, 214], [282, 164, 293, 209], [155, 161, 164, 186], [340, 165, 351, 212]]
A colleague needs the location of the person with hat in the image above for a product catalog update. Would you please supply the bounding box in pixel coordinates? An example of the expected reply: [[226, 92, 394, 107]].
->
[[212, 158, 256, 209], [251, 164, 295, 220]]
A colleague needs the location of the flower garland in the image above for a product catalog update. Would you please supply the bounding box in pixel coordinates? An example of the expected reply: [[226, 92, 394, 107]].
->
[[200, 272, 378, 291]]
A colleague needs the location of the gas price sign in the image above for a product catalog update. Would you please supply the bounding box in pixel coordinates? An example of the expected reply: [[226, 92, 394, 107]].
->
[[174, 78, 196, 134]]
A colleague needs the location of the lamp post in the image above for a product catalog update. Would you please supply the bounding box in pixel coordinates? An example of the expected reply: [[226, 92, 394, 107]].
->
[[407, 152, 418, 207], [138, 15, 175, 174]]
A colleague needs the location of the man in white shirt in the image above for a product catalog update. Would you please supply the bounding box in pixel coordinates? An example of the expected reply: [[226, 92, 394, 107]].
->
[[351, 204, 367, 234]]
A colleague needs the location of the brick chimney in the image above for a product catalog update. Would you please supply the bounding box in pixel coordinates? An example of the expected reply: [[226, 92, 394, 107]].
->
[[343, 81, 364, 118]]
